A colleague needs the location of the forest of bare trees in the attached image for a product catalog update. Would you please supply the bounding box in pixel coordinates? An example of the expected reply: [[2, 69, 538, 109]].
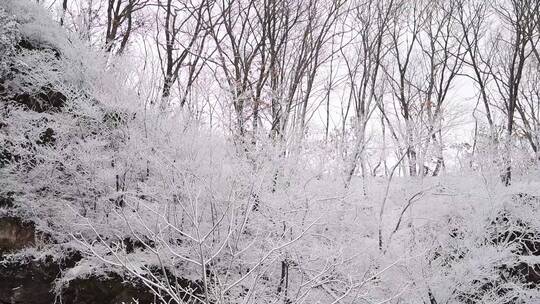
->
[[2, 0, 540, 303], [53, 0, 540, 184]]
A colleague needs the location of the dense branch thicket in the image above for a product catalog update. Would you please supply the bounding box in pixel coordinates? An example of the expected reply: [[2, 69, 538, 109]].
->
[[55, 0, 540, 182]]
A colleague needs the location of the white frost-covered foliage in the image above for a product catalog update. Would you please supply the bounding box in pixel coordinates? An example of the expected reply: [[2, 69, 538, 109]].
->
[[1, 1, 540, 303], [0, 8, 19, 79]]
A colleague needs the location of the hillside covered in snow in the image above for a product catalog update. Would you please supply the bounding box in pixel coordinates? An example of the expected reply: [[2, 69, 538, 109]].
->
[[1, 0, 540, 304]]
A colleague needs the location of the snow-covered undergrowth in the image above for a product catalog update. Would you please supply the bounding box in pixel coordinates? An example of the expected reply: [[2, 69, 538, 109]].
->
[[1, 1, 539, 303]]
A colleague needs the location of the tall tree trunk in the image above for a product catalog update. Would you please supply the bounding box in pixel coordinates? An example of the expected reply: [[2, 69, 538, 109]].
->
[[60, 0, 68, 26]]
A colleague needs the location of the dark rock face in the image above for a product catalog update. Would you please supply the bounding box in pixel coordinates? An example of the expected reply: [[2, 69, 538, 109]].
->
[[0, 217, 47, 304], [0, 258, 58, 304], [11, 86, 66, 113], [0, 217, 35, 254], [0, 259, 206, 304], [0, 255, 157, 304], [0, 217, 154, 304], [61, 274, 156, 304], [16, 39, 61, 59], [0, 257, 157, 304], [0, 217, 199, 304]]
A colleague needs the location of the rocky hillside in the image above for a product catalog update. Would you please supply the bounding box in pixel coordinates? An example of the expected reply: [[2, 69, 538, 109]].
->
[[0, 2, 161, 303]]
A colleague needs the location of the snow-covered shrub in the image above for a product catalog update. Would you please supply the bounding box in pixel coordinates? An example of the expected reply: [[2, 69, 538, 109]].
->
[[397, 184, 540, 304], [1, 1, 540, 304]]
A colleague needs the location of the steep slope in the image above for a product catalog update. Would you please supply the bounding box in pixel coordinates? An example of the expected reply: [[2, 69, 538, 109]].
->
[[0, 1, 156, 303]]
